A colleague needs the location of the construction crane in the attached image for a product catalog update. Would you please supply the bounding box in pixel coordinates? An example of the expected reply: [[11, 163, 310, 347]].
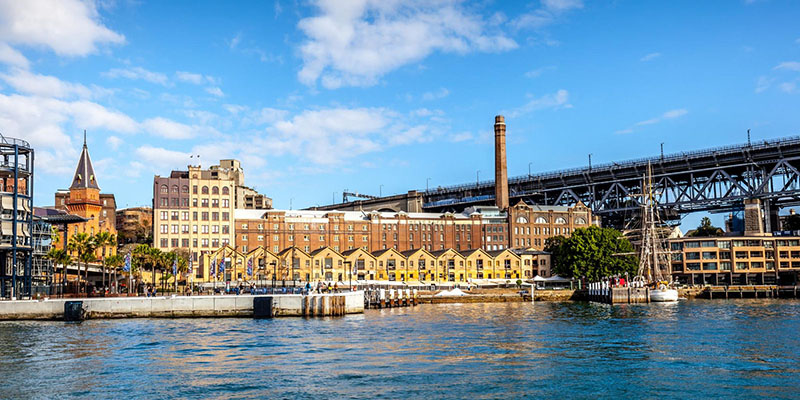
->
[[343, 190, 380, 203]]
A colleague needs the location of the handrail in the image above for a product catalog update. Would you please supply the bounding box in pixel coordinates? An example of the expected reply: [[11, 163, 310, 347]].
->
[[425, 136, 800, 195], [0, 133, 31, 148]]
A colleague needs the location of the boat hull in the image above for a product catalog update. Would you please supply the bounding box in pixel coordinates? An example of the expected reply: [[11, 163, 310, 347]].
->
[[650, 288, 679, 302]]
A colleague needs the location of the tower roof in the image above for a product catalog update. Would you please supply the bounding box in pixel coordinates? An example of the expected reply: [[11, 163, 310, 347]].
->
[[70, 131, 99, 190]]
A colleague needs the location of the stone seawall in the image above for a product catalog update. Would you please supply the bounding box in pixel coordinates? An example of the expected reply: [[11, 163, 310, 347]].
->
[[0, 292, 364, 321], [420, 290, 581, 304]]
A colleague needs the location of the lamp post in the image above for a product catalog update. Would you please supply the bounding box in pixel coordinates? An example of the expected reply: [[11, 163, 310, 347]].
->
[[379, 184, 384, 197], [476, 170, 480, 186], [426, 178, 431, 192], [528, 162, 532, 178]]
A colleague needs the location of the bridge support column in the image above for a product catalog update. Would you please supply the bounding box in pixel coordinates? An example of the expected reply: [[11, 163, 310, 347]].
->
[[764, 200, 778, 233]]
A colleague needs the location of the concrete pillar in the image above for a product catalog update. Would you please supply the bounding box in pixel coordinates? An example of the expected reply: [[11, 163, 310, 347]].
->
[[744, 199, 764, 235], [494, 115, 509, 211]]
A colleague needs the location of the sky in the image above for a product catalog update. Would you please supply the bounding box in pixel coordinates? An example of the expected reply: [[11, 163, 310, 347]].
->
[[0, 0, 799, 232]]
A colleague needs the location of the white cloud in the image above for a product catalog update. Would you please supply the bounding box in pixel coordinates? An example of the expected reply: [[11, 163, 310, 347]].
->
[[779, 81, 797, 94], [774, 61, 800, 72], [0, 42, 28, 68], [260, 107, 431, 164], [223, 104, 248, 115], [616, 108, 688, 134], [297, 0, 517, 88], [141, 117, 194, 139], [0, 0, 124, 56], [0, 68, 95, 98], [755, 76, 772, 93], [640, 52, 661, 62], [205, 86, 224, 97], [512, 0, 583, 30], [176, 71, 217, 85], [422, 88, 449, 101], [106, 135, 123, 150], [449, 132, 473, 142], [134, 145, 190, 171], [506, 89, 571, 118], [524, 65, 556, 78], [103, 66, 169, 86], [69, 100, 139, 133]]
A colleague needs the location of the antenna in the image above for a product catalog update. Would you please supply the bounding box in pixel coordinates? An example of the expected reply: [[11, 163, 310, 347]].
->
[[83, 130, 87, 147], [747, 129, 751, 147]]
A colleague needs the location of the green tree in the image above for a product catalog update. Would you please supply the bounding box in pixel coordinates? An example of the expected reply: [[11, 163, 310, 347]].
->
[[105, 253, 124, 292], [46, 248, 73, 288], [544, 235, 568, 276], [68, 232, 97, 293], [549, 226, 638, 281], [94, 231, 116, 291], [687, 217, 724, 237]]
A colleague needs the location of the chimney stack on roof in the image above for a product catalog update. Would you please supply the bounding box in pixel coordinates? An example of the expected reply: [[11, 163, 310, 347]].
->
[[494, 115, 509, 211]]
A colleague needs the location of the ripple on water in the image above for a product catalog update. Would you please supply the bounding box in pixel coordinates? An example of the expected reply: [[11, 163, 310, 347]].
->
[[0, 300, 799, 399]]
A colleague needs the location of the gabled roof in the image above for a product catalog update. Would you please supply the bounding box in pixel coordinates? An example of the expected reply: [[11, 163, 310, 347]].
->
[[277, 246, 311, 258], [459, 248, 491, 258], [371, 248, 404, 258], [487, 248, 520, 258], [430, 248, 463, 258], [310, 246, 343, 258], [400, 248, 434, 258], [70, 131, 99, 190], [342, 248, 375, 259]]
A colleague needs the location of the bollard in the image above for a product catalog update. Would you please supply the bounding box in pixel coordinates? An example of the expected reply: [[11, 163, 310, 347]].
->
[[412, 289, 418, 306], [379, 289, 386, 308]]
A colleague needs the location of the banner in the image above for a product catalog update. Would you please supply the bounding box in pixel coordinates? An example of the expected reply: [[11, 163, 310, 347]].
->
[[247, 257, 253, 276], [211, 256, 216, 277], [123, 252, 131, 272]]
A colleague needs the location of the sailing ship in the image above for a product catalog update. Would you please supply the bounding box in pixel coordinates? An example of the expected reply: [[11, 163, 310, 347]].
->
[[632, 162, 679, 302]]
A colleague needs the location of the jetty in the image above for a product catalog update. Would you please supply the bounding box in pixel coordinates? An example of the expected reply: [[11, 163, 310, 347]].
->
[[0, 292, 364, 321], [587, 282, 650, 304]]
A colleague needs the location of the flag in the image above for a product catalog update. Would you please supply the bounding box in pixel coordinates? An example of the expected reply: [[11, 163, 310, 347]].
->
[[172, 257, 177, 276], [219, 258, 226, 275], [123, 252, 131, 272], [188, 259, 193, 275], [247, 257, 253, 276], [210, 256, 216, 277]]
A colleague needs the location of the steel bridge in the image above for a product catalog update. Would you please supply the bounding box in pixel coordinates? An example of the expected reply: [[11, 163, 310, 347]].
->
[[422, 136, 800, 228]]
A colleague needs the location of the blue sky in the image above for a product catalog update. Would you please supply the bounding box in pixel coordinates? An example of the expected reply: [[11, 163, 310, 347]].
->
[[0, 0, 799, 232]]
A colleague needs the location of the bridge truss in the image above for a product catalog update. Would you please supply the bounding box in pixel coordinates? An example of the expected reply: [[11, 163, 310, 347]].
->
[[423, 136, 800, 229]]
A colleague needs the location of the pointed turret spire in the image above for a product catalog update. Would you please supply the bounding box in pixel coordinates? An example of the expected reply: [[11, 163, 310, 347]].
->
[[70, 130, 99, 190]]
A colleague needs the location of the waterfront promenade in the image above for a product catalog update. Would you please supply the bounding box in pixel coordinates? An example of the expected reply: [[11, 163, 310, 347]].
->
[[0, 292, 364, 320]]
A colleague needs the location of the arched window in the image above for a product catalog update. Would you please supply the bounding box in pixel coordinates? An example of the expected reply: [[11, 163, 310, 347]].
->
[[212, 186, 219, 195], [160, 184, 168, 194], [202, 186, 209, 194], [222, 186, 229, 195], [515, 216, 528, 224], [182, 185, 189, 193], [534, 217, 548, 224], [555, 217, 567, 224], [172, 185, 179, 193], [575, 217, 587, 225]]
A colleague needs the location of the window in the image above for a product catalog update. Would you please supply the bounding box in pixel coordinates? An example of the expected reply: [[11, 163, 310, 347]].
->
[[193, 185, 198, 194], [575, 217, 587, 224], [201, 199, 209, 207], [212, 186, 219, 195], [222, 186, 229, 195], [160, 211, 168, 220], [160, 224, 168, 233], [555, 217, 567, 224], [516, 216, 528, 224], [222, 212, 229, 221], [172, 185, 179, 193], [160, 184, 168, 194], [534, 217, 548, 224], [202, 186, 209, 194], [222, 199, 229, 208]]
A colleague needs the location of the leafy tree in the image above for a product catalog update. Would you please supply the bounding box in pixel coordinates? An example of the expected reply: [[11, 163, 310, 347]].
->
[[544, 235, 568, 276], [549, 226, 638, 281], [46, 248, 73, 286], [94, 231, 116, 291], [68, 233, 97, 293], [105, 254, 124, 292], [687, 217, 724, 237]]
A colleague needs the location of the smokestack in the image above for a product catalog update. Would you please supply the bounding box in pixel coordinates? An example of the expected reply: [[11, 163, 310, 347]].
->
[[494, 115, 509, 210]]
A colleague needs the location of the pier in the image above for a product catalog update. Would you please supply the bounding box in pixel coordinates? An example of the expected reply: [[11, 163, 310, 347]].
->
[[587, 282, 650, 304], [0, 292, 364, 321], [702, 285, 800, 299], [364, 288, 418, 309]]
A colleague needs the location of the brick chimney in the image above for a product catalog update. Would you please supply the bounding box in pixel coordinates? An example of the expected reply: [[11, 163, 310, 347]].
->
[[494, 115, 509, 210]]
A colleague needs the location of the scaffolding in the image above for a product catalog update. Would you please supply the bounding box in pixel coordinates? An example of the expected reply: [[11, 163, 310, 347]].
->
[[0, 135, 34, 299]]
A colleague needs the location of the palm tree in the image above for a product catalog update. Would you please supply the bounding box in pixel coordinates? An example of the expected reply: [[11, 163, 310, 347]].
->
[[68, 233, 97, 293], [133, 244, 158, 293], [105, 254, 124, 293], [46, 248, 73, 295], [94, 232, 116, 291]]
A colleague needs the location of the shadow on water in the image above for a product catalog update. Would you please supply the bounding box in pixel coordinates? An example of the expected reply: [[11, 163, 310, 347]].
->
[[0, 300, 798, 399]]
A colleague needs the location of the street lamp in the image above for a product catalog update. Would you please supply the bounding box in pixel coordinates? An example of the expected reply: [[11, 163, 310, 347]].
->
[[476, 170, 480, 186], [379, 184, 384, 197], [426, 178, 431, 192], [528, 162, 532, 177]]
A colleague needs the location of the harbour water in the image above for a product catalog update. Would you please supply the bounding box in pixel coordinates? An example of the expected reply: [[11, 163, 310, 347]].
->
[[1, 300, 799, 399]]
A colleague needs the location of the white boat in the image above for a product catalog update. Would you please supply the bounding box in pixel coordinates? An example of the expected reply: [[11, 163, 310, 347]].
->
[[650, 284, 679, 302]]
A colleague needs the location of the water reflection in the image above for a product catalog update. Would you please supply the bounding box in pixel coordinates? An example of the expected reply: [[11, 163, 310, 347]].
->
[[0, 300, 798, 399]]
